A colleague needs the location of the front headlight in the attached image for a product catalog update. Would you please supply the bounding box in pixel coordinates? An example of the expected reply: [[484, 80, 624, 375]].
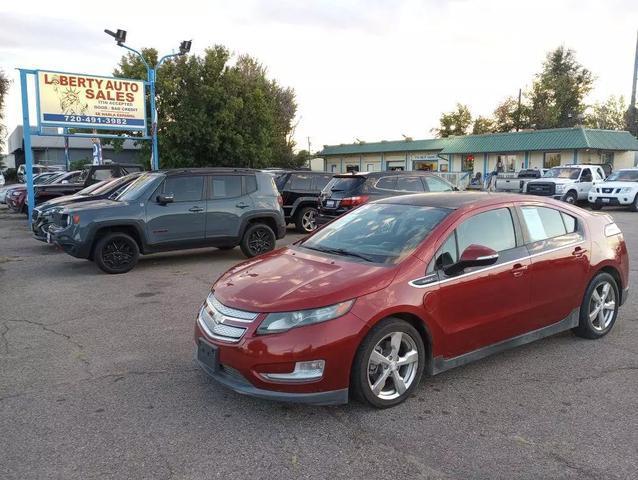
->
[[257, 300, 354, 334], [555, 184, 566, 193], [619, 187, 633, 193]]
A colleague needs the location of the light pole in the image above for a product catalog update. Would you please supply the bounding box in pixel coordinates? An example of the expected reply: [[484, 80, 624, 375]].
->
[[105, 29, 191, 170]]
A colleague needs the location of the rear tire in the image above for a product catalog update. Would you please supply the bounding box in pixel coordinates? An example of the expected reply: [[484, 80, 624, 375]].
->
[[94, 232, 140, 274], [240, 223, 276, 258], [351, 318, 425, 408], [630, 194, 638, 212], [294, 206, 318, 233], [573, 272, 619, 339], [563, 191, 578, 204]]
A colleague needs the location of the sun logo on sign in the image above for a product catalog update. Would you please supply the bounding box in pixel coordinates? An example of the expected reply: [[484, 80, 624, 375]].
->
[[59, 87, 89, 115]]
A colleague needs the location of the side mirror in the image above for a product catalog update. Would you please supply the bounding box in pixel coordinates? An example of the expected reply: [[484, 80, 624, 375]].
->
[[157, 193, 174, 205], [443, 244, 498, 276]]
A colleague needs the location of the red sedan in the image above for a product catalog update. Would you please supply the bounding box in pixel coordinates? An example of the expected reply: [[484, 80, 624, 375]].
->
[[194, 192, 629, 407]]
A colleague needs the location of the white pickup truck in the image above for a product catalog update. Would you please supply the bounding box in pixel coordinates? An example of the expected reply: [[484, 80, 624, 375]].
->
[[525, 164, 607, 204], [495, 169, 548, 193]]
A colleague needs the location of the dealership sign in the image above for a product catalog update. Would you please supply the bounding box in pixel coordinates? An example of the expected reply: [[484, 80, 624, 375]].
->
[[36, 70, 146, 131]]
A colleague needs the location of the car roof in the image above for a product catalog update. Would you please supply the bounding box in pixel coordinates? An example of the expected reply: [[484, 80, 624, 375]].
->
[[334, 171, 436, 178], [376, 191, 540, 210], [161, 167, 261, 176]]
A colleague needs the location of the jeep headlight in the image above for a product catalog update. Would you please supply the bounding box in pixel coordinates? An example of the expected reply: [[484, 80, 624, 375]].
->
[[257, 300, 354, 334]]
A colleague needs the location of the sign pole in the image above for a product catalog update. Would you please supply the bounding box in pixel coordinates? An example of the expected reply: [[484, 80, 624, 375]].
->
[[148, 68, 158, 170], [63, 128, 70, 170], [19, 69, 35, 226]]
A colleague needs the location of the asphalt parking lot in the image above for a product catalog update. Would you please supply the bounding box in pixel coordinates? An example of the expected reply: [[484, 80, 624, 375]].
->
[[0, 204, 637, 480]]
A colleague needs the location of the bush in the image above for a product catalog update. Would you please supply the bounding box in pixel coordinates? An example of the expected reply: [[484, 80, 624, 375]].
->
[[70, 159, 91, 171]]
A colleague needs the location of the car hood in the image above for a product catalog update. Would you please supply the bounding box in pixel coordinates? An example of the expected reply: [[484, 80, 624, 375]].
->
[[213, 247, 397, 312], [39, 194, 87, 211], [60, 198, 125, 212], [596, 181, 638, 189]]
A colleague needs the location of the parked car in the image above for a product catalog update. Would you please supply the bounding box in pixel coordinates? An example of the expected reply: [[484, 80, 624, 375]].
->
[[495, 169, 548, 193], [47, 169, 286, 273], [274, 171, 333, 233], [17, 164, 63, 182], [525, 164, 606, 203], [588, 168, 638, 211], [194, 192, 628, 407], [1, 172, 60, 204], [34, 163, 144, 205], [317, 171, 455, 224], [32, 173, 143, 241], [6, 172, 76, 213], [0, 170, 4, 186]]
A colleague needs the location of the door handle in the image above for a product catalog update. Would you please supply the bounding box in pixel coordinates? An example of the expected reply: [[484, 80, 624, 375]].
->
[[188, 206, 204, 213], [235, 202, 249, 209], [572, 246, 587, 257], [512, 263, 528, 277]]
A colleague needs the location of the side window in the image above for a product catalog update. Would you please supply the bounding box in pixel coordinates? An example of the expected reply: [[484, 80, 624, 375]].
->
[[396, 176, 425, 192], [457, 208, 516, 254], [289, 174, 312, 191], [162, 176, 204, 202], [520, 206, 568, 242], [244, 175, 258, 194], [376, 176, 397, 190], [312, 175, 332, 191], [428, 232, 458, 273], [425, 176, 453, 192], [92, 169, 116, 182], [210, 175, 242, 199], [561, 212, 577, 233], [580, 168, 592, 182]]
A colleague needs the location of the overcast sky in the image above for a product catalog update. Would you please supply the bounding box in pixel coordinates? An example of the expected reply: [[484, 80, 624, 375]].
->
[[1, 0, 637, 154]]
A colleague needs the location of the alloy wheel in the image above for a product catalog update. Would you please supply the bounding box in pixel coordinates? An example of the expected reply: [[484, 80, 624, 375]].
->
[[248, 228, 274, 255], [102, 239, 135, 269], [589, 281, 616, 332], [367, 332, 419, 400], [301, 209, 317, 232]]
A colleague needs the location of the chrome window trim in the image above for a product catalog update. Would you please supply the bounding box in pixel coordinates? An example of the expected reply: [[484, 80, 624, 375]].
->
[[409, 240, 585, 289]]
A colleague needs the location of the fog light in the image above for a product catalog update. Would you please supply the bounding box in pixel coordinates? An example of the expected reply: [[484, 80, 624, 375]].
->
[[261, 360, 325, 383]]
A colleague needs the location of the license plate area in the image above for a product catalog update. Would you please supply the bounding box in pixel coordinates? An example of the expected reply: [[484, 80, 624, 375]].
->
[[602, 198, 610, 203], [197, 339, 219, 372], [325, 200, 336, 208]]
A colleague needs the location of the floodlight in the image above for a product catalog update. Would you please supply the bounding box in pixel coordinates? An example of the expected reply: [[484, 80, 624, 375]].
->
[[104, 29, 127, 45]]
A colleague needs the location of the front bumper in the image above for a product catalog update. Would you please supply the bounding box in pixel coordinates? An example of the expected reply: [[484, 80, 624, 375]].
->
[[48, 225, 91, 258], [588, 193, 634, 206], [193, 308, 369, 405]]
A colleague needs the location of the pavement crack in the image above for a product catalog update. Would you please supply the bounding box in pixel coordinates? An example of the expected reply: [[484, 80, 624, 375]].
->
[[574, 365, 638, 382]]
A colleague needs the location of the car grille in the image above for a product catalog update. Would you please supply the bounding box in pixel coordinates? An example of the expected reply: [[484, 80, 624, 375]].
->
[[197, 294, 259, 343], [601, 187, 619, 194], [527, 182, 555, 196]]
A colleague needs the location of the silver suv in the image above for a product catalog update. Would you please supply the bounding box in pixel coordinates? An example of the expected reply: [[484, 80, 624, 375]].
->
[[46, 168, 287, 274]]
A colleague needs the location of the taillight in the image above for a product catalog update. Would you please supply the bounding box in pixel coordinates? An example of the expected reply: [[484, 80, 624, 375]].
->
[[277, 195, 283, 207], [339, 195, 369, 207]]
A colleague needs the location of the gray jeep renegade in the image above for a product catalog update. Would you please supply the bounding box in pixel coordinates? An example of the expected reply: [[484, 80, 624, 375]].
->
[[47, 168, 286, 274]]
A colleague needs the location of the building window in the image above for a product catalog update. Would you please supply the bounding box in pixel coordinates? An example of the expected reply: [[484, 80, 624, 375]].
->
[[544, 153, 561, 168], [600, 152, 614, 166], [346, 164, 359, 173], [497, 155, 517, 172], [413, 160, 437, 171], [330, 164, 337, 172], [462, 155, 475, 172]]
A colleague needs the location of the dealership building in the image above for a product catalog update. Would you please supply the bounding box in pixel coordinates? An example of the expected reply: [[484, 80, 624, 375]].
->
[[319, 127, 638, 177]]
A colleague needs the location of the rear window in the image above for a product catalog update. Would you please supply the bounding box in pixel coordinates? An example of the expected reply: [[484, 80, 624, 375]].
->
[[289, 174, 313, 190], [324, 176, 365, 193]]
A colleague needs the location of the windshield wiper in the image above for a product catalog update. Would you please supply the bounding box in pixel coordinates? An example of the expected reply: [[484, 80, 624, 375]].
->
[[303, 245, 375, 262]]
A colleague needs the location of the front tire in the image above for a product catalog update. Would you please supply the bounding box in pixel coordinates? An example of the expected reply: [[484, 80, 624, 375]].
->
[[94, 232, 140, 274], [240, 223, 276, 258], [573, 272, 619, 339], [590, 203, 602, 210], [294, 206, 318, 233], [563, 190, 578, 204], [630, 193, 638, 212], [351, 318, 425, 408]]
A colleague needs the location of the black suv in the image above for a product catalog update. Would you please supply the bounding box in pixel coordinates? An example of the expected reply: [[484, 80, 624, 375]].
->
[[274, 171, 333, 233], [317, 171, 455, 224], [47, 168, 286, 273]]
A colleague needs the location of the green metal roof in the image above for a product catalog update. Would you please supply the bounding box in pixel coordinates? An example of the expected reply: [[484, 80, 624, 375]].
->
[[319, 128, 638, 156]]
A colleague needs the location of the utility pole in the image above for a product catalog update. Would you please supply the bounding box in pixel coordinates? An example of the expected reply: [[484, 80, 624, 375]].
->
[[516, 88, 522, 132], [629, 30, 638, 137], [307, 136, 311, 154]]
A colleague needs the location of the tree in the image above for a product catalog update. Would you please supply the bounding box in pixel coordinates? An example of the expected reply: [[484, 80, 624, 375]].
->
[[472, 116, 496, 134], [113, 45, 297, 168], [0, 70, 10, 166], [585, 95, 629, 130], [492, 96, 531, 132], [527, 46, 594, 129], [433, 103, 472, 137]]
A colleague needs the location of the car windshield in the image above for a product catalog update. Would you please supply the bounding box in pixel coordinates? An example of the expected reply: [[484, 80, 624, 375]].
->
[[40, 173, 65, 184], [324, 176, 365, 193], [544, 168, 580, 180], [301, 203, 450, 264], [605, 170, 638, 182], [85, 174, 139, 196], [111, 173, 161, 201]]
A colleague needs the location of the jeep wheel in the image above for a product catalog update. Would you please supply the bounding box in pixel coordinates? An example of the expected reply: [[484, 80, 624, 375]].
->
[[94, 232, 140, 274], [240, 224, 276, 258], [563, 191, 578, 204], [295, 206, 318, 233]]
